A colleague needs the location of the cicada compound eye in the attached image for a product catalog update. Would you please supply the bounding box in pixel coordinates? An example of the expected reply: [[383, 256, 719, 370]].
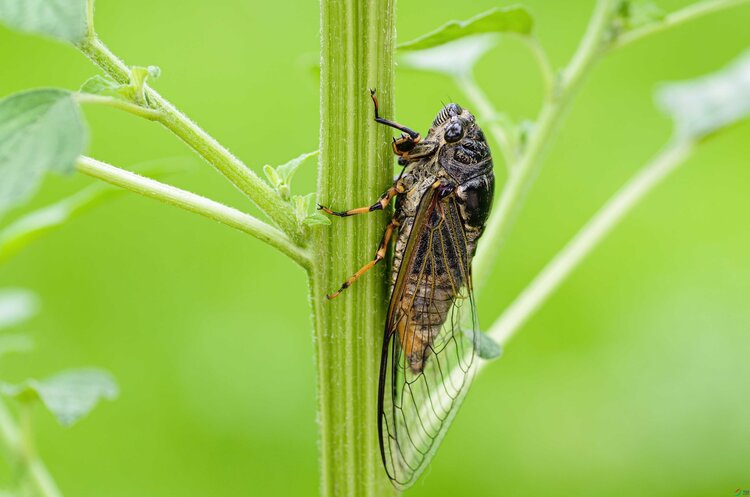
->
[[444, 120, 464, 143]]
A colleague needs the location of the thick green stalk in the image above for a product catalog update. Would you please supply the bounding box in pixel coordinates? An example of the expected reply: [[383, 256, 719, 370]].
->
[[311, 1, 396, 496]]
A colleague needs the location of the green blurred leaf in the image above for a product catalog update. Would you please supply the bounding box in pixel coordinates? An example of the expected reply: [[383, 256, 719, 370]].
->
[[0, 289, 38, 330], [398, 6, 533, 51], [616, 0, 666, 31], [0, 183, 115, 264], [0, 0, 87, 43], [0, 89, 87, 218], [0, 158, 193, 264], [476, 332, 502, 360], [656, 50, 750, 140], [0, 334, 34, 357], [2, 369, 118, 426], [399, 35, 498, 78], [460, 327, 502, 360]]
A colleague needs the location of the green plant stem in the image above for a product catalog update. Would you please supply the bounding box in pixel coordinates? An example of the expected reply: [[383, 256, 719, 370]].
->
[[74, 93, 163, 121], [0, 398, 20, 456], [19, 403, 63, 497], [85, 0, 95, 38], [76, 37, 303, 243], [563, 0, 615, 92], [611, 0, 750, 51], [311, 0, 396, 496], [472, 0, 618, 292], [483, 139, 693, 350], [76, 156, 311, 268], [519, 36, 556, 97], [0, 399, 63, 497], [472, 0, 747, 293]]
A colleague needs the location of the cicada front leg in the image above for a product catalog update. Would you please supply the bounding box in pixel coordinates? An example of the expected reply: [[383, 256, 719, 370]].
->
[[317, 182, 403, 217]]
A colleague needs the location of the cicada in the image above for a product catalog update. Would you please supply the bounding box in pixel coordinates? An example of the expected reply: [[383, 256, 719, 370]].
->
[[319, 90, 494, 488]]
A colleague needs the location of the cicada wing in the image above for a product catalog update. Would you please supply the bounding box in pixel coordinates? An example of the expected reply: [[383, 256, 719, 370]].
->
[[379, 193, 480, 489]]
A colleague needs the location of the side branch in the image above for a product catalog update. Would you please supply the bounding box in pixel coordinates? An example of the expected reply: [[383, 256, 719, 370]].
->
[[611, 0, 750, 51], [74, 93, 163, 121], [76, 37, 303, 243], [471, 0, 619, 292], [0, 399, 62, 497], [76, 156, 311, 269], [485, 140, 693, 348], [456, 74, 515, 171]]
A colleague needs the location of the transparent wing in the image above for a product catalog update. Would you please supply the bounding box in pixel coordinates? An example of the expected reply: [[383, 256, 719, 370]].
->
[[378, 191, 479, 489]]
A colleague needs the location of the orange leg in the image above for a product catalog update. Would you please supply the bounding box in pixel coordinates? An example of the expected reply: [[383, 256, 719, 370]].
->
[[327, 218, 399, 300], [318, 183, 403, 217]]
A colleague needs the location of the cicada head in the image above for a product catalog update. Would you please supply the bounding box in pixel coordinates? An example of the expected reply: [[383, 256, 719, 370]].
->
[[430, 104, 493, 184]]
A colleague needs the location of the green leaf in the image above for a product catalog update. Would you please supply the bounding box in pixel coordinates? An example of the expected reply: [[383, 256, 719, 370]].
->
[[399, 35, 499, 78], [656, 50, 750, 140], [0, 183, 114, 264], [275, 150, 318, 184], [80, 66, 160, 106], [0, 0, 88, 44], [293, 193, 331, 227], [616, 0, 666, 31], [79, 74, 127, 98], [0, 158, 192, 264], [2, 369, 118, 426], [303, 212, 331, 227], [262, 164, 282, 188], [264, 150, 318, 201], [476, 332, 502, 360], [0, 289, 38, 330], [0, 89, 87, 217], [460, 327, 502, 360], [398, 6, 533, 51], [293, 193, 310, 222]]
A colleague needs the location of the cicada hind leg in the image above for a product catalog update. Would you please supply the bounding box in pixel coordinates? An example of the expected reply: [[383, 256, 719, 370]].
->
[[325, 217, 400, 300], [318, 180, 404, 299]]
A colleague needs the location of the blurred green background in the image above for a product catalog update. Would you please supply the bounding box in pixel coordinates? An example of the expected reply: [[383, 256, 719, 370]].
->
[[1, 0, 749, 495]]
